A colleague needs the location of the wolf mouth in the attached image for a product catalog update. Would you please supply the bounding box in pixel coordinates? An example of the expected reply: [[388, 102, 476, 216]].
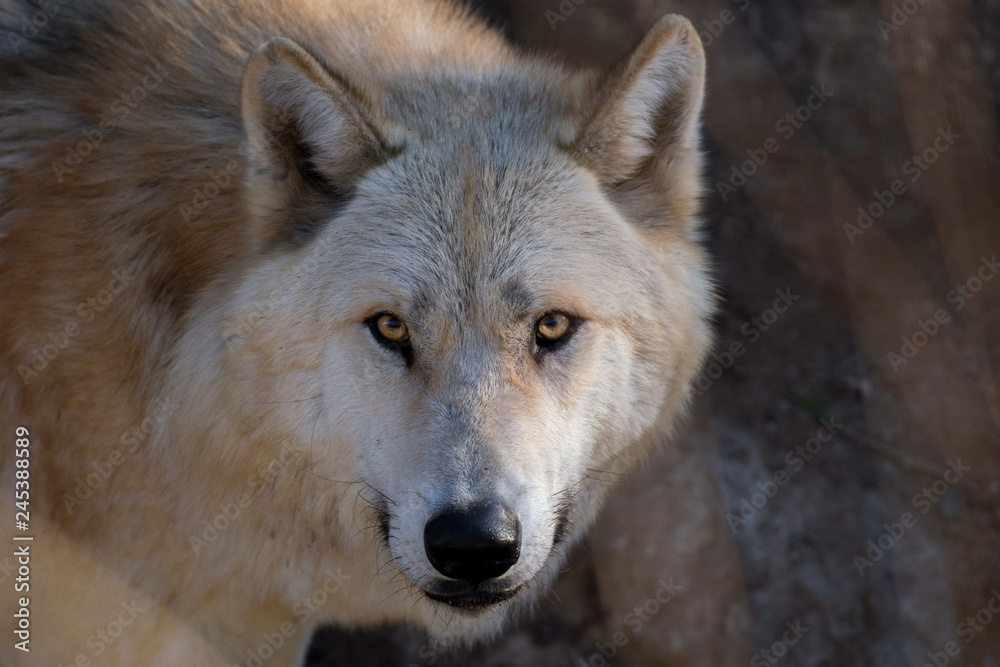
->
[[423, 583, 524, 611]]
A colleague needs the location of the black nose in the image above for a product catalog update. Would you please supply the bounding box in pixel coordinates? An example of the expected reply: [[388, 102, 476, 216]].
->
[[424, 501, 521, 586]]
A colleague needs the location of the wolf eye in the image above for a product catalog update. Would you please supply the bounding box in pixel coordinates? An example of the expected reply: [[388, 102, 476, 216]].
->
[[535, 312, 574, 350], [375, 314, 408, 342], [367, 313, 413, 363]]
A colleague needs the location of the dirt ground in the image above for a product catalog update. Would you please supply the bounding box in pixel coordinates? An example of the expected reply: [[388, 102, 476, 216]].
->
[[307, 1, 1000, 665]]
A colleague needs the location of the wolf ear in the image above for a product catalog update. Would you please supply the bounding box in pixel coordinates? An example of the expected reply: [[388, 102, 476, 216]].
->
[[241, 37, 398, 246], [567, 15, 705, 211]]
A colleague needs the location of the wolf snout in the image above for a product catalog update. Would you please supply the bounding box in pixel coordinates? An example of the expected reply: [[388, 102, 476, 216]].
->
[[423, 501, 521, 585]]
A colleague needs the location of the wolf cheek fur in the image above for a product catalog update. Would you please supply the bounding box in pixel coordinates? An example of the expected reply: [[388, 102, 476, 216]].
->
[[0, 1, 712, 664]]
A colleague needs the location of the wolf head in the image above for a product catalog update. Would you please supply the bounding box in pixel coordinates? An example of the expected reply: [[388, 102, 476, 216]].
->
[[220, 14, 711, 639]]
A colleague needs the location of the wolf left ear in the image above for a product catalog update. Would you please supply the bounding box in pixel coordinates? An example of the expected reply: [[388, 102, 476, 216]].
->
[[567, 15, 706, 221], [241, 37, 399, 246]]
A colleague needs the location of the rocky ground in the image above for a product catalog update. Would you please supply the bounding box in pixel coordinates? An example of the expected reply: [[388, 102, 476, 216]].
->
[[307, 1, 1000, 665]]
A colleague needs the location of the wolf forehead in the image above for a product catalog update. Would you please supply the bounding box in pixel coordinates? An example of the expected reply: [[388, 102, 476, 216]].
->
[[383, 69, 571, 138], [327, 148, 650, 321], [344, 73, 599, 242]]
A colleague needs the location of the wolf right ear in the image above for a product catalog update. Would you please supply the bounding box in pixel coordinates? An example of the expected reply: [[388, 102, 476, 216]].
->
[[565, 15, 706, 227], [241, 37, 400, 246]]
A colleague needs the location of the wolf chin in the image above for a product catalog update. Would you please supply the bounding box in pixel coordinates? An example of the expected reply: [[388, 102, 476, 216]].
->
[[0, 0, 713, 664]]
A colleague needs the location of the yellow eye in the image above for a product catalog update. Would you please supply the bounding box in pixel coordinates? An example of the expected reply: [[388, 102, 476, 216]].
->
[[535, 312, 572, 346], [375, 314, 409, 343]]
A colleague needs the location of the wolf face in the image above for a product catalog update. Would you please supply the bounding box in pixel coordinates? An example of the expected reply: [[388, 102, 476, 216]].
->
[[216, 16, 712, 640]]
